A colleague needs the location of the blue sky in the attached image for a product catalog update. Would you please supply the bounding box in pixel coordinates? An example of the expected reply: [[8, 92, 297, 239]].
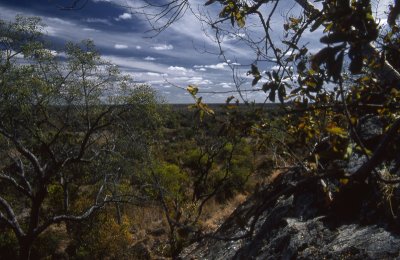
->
[[0, 0, 391, 103]]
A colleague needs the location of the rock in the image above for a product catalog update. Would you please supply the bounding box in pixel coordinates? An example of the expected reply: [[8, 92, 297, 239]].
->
[[180, 170, 400, 259], [179, 113, 400, 259], [356, 115, 383, 150]]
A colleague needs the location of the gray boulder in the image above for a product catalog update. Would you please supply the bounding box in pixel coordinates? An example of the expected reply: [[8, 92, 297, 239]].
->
[[180, 170, 400, 259]]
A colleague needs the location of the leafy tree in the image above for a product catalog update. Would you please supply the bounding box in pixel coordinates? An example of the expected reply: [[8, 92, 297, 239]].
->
[[66, 213, 134, 259], [129, 104, 258, 257], [120, 0, 400, 223], [0, 16, 160, 259], [179, 0, 400, 188], [60, 0, 400, 246]]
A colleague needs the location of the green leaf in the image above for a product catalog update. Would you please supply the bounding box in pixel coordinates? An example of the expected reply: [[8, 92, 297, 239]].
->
[[320, 33, 348, 44], [278, 86, 286, 103], [310, 16, 324, 32], [249, 64, 261, 86], [306, 81, 317, 88], [349, 55, 363, 74], [269, 88, 276, 102], [226, 95, 235, 104], [251, 64, 259, 75], [262, 82, 273, 92], [252, 75, 261, 86], [326, 125, 347, 138], [187, 85, 198, 96], [236, 12, 246, 28], [272, 70, 279, 81], [323, 22, 333, 33]]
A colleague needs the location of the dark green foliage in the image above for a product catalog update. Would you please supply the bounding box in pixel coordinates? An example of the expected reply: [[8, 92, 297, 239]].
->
[[0, 16, 162, 259]]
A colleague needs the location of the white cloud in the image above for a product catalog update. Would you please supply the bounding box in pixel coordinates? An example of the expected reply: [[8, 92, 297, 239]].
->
[[10, 50, 24, 59], [146, 72, 167, 77], [152, 44, 174, 51], [223, 33, 247, 43], [194, 62, 229, 70], [84, 18, 112, 25], [168, 66, 187, 72], [219, 83, 233, 89], [130, 72, 143, 77], [47, 17, 75, 26], [102, 55, 170, 75], [174, 76, 189, 81], [188, 77, 212, 85], [116, 12, 132, 21], [45, 26, 57, 36], [56, 51, 67, 58], [114, 44, 128, 49], [0, 2, 257, 103], [206, 62, 228, 69], [148, 80, 165, 84], [378, 18, 388, 26], [83, 28, 98, 32], [48, 49, 58, 56]]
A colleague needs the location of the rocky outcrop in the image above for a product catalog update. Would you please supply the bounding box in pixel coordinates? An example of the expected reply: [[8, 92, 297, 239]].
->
[[180, 168, 400, 259], [180, 113, 400, 260]]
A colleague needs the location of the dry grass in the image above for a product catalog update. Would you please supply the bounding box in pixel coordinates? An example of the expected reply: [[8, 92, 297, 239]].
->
[[128, 205, 167, 239], [266, 169, 284, 184], [38, 223, 70, 256], [196, 169, 285, 233], [45, 172, 283, 258], [199, 193, 248, 232]]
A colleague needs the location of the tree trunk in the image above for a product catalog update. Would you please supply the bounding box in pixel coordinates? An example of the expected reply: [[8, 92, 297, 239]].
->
[[19, 237, 33, 260], [115, 202, 121, 225]]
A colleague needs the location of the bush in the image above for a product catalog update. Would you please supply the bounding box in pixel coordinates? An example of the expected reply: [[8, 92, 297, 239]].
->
[[67, 214, 134, 259]]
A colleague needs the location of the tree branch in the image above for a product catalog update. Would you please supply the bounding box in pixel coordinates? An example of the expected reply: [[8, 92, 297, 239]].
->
[[0, 172, 32, 198], [294, 0, 400, 86], [353, 117, 400, 182], [33, 182, 110, 236], [0, 196, 25, 237], [0, 127, 45, 178]]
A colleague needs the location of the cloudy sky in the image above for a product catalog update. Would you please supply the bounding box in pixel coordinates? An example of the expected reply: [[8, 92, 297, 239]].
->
[[0, 0, 392, 103]]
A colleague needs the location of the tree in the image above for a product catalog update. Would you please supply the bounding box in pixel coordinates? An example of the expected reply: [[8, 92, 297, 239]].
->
[[0, 16, 161, 259], [62, 0, 400, 240], [131, 105, 257, 257], [183, 0, 400, 184], [129, 0, 400, 222]]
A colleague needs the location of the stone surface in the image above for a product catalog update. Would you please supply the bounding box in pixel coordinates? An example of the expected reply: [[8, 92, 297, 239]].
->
[[356, 115, 383, 146], [180, 170, 400, 259], [179, 114, 400, 260]]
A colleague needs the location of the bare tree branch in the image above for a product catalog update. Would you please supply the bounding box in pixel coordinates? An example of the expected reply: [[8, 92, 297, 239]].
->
[[0, 127, 45, 178], [0, 196, 25, 237], [0, 172, 32, 198], [353, 117, 400, 182]]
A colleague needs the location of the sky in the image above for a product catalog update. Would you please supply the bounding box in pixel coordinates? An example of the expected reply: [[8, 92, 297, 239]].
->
[[0, 0, 392, 103]]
